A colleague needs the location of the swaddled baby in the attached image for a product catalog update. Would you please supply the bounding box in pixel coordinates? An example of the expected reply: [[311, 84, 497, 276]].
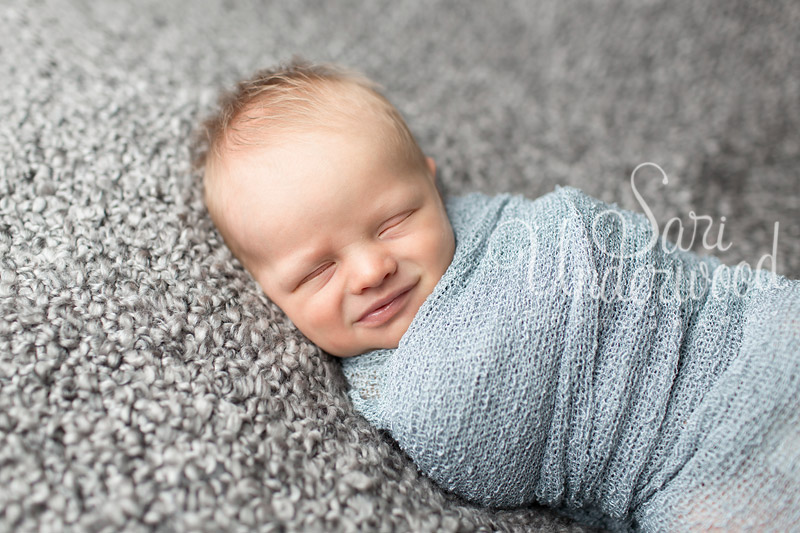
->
[[194, 58, 800, 532]]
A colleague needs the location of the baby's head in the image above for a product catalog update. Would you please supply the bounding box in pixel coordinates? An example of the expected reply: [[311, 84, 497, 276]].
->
[[194, 58, 455, 357]]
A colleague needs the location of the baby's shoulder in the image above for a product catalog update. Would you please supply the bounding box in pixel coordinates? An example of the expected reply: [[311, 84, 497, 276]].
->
[[444, 185, 606, 213], [444, 186, 633, 241]]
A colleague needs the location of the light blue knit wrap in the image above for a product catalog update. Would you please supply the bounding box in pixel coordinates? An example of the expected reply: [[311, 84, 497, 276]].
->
[[340, 186, 799, 532]]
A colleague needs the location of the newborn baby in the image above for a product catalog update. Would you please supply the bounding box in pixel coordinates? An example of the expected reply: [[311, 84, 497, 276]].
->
[[195, 59, 800, 532], [197, 60, 454, 358]]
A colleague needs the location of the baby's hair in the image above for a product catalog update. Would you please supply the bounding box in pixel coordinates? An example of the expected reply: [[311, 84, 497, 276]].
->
[[192, 57, 422, 169], [191, 57, 429, 258]]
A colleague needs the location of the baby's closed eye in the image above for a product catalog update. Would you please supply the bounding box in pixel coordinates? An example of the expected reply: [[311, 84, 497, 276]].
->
[[379, 210, 414, 238], [293, 210, 416, 291], [298, 262, 335, 287]]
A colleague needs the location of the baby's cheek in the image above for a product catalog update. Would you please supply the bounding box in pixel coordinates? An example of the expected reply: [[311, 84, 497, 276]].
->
[[306, 297, 353, 352], [411, 232, 448, 270]]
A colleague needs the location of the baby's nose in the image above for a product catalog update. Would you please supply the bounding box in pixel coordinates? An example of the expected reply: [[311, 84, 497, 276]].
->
[[349, 246, 397, 293]]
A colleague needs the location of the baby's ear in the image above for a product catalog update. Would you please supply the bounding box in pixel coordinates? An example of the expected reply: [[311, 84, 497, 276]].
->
[[425, 156, 437, 179]]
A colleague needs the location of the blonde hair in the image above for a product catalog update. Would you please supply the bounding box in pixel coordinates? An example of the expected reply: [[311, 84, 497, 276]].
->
[[191, 57, 428, 258]]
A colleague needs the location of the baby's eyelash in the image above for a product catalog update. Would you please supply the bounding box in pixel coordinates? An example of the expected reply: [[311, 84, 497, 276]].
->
[[300, 263, 332, 285], [379, 211, 413, 235]]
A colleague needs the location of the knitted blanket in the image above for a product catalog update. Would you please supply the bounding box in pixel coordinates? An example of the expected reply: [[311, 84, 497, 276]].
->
[[340, 186, 800, 532]]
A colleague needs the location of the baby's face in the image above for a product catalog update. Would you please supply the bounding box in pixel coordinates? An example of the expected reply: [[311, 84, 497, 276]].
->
[[217, 124, 455, 357]]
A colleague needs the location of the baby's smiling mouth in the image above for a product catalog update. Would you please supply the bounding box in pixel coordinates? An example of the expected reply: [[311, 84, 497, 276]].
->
[[355, 283, 417, 326]]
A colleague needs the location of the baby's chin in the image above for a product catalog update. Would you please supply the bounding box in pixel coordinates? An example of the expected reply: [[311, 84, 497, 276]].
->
[[323, 320, 410, 358], [327, 335, 402, 359]]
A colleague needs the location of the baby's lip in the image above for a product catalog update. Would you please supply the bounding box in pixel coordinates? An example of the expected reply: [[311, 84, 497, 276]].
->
[[355, 283, 416, 324]]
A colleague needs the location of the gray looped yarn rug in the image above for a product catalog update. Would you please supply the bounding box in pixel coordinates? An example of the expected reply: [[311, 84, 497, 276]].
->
[[1, 0, 797, 531]]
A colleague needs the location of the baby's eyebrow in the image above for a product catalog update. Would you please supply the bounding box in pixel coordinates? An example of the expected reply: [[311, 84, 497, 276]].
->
[[276, 249, 325, 291]]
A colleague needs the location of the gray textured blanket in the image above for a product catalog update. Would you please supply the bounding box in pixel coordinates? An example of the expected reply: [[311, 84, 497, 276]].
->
[[342, 187, 799, 531], [1, 1, 798, 531]]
